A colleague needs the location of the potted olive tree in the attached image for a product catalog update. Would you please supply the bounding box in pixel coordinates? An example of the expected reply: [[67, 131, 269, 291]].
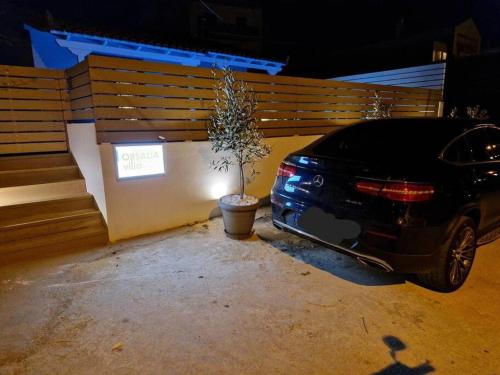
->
[[365, 91, 392, 119], [208, 68, 270, 239]]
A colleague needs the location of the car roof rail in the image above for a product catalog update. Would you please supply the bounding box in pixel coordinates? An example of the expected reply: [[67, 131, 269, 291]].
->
[[473, 123, 498, 128]]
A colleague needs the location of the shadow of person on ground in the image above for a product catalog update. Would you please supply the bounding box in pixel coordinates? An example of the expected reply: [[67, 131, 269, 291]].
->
[[372, 335, 435, 375], [255, 215, 405, 287]]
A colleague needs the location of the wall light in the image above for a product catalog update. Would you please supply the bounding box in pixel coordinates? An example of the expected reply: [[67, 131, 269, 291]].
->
[[210, 182, 228, 200]]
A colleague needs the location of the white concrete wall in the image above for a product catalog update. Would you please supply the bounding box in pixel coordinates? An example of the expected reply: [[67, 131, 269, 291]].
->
[[101, 136, 319, 241], [67, 123, 108, 221], [68, 124, 320, 241]]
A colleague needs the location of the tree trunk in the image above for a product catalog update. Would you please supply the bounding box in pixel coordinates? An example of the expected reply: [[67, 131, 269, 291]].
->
[[239, 162, 245, 199]]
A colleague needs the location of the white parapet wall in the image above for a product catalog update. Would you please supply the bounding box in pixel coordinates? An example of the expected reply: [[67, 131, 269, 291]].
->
[[67, 123, 108, 221], [68, 123, 320, 241]]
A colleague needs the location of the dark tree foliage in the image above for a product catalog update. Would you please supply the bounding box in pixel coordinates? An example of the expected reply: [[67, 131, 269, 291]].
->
[[208, 68, 271, 200]]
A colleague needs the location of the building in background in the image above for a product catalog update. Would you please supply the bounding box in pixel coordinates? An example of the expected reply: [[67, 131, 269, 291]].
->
[[326, 18, 481, 78], [2, 0, 281, 74], [330, 18, 500, 119], [189, 0, 263, 55], [330, 19, 482, 93]]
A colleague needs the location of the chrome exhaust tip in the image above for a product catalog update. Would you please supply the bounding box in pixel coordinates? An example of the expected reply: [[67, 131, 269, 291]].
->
[[357, 256, 391, 272]]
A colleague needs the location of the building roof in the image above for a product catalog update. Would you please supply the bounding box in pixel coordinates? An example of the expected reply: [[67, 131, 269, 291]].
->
[[25, 24, 285, 74], [332, 63, 446, 90]]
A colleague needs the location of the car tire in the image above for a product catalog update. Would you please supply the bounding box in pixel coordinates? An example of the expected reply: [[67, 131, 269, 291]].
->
[[417, 216, 477, 292]]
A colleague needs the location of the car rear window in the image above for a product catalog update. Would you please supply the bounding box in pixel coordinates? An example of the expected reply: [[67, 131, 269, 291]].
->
[[310, 120, 459, 164], [442, 136, 472, 163], [463, 128, 491, 162], [485, 127, 500, 161]]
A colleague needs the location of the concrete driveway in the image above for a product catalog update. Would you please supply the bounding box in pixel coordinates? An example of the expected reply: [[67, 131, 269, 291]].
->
[[1, 208, 499, 375]]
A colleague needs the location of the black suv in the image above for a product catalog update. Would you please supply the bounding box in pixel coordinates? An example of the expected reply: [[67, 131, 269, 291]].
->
[[271, 119, 500, 291]]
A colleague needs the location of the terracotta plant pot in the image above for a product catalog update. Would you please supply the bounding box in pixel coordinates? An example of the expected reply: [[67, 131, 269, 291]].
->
[[219, 195, 260, 239]]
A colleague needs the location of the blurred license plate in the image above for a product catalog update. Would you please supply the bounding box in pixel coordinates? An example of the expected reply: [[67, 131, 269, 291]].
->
[[284, 210, 298, 226]]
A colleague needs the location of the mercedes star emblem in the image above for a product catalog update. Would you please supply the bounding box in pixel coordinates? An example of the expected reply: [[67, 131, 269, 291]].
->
[[312, 175, 324, 187]]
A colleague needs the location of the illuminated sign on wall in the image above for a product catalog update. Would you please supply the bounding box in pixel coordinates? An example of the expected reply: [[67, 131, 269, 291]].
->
[[115, 145, 165, 179]]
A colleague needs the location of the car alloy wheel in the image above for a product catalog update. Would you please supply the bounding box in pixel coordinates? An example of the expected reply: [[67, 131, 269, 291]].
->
[[448, 225, 476, 286]]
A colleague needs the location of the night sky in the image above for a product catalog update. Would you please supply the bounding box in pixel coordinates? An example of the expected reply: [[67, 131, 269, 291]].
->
[[1, 0, 499, 76]]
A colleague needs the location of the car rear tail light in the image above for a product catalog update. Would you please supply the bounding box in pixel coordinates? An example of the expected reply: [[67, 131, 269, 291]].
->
[[381, 183, 435, 202], [355, 181, 383, 197], [277, 162, 296, 177], [356, 181, 434, 202]]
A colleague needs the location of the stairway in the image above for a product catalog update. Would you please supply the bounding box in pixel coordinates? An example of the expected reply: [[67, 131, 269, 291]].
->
[[0, 153, 108, 261]]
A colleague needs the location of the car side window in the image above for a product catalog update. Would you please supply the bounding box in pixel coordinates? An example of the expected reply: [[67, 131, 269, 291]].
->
[[464, 128, 491, 163], [485, 128, 500, 162], [443, 135, 472, 164]]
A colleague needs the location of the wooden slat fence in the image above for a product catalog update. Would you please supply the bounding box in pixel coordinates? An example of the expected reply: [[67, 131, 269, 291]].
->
[[67, 55, 442, 144], [332, 63, 447, 90], [0, 65, 69, 154]]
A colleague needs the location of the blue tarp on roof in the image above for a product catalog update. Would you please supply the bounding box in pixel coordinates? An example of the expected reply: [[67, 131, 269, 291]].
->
[[24, 24, 285, 75]]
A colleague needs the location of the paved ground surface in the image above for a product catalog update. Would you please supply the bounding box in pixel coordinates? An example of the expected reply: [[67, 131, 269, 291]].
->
[[1, 208, 499, 375]]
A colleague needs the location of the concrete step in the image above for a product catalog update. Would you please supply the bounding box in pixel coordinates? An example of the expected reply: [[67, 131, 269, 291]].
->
[[0, 165, 81, 188], [0, 153, 109, 261], [0, 231, 109, 265], [0, 223, 108, 255], [0, 179, 87, 207], [0, 210, 104, 244], [0, 193, 109, 257], [0, 193, 96, 226], [0, 152, 74, 171]]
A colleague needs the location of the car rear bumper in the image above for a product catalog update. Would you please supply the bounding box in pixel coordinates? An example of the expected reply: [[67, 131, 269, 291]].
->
[[270, 190, 447, 274], [273, 217, 440, 273], [273, 219, 394, 272]]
